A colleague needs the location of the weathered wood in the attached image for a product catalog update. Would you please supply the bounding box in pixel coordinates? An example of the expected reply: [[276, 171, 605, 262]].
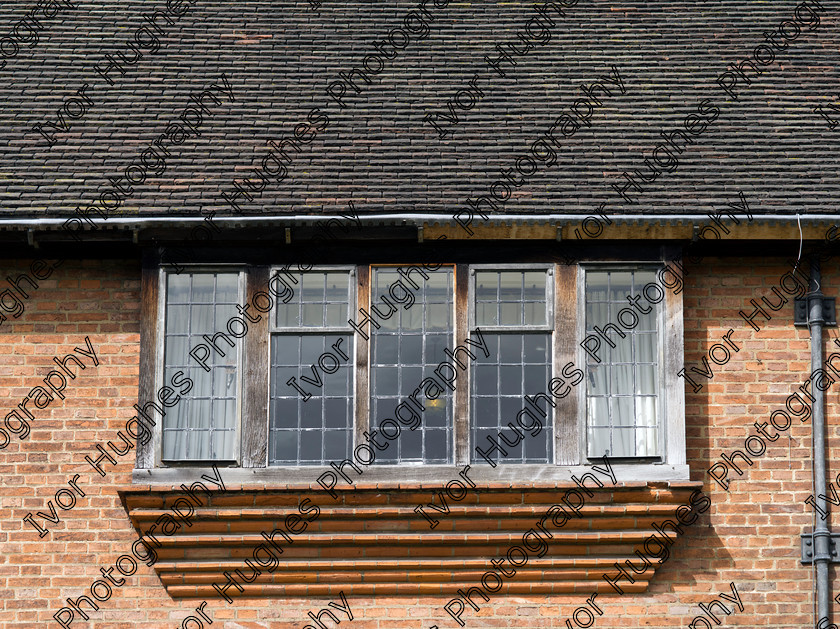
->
[[662, 246, 687, 465], [132, 462, 691, 485], [555, 262, 580, 466], [454, 263, 469, 465], [354, 265, 370, 448], [242, 266, 269, 467], [136, 252, 160, 470], [423, 221, 831, 241]]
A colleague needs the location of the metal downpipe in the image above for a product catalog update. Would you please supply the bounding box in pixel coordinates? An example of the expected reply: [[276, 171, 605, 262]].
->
[[809, 256, 831, 624]]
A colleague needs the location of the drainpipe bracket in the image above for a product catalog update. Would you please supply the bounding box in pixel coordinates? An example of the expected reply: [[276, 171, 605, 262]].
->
[[801, 532, 840, 564], [794, 297, 836, 327]]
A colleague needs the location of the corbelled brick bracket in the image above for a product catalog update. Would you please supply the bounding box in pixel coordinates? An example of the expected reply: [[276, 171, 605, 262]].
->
[[119, 481, 704, 599]]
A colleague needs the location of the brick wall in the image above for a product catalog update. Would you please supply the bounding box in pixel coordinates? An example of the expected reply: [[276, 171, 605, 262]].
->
[[0, 256, 835, 628]]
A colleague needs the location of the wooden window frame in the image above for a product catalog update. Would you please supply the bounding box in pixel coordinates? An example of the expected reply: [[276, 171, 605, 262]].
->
[[135, 258, 688, 485]]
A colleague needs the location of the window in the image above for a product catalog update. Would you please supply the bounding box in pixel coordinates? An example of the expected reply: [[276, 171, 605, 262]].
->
[[161, 271, 243, 462], [370, 266, 454, 464], [269, 268, 355, 465], [470, 267, 553, 464], [584, 268, 661, 459], [143, 258, 686, 478]]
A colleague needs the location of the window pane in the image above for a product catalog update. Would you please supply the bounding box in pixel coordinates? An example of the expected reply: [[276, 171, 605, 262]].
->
[[300, 430, 322, 461], [371, 266, 454, 464], [637, 364, 657, 395], [612, 427, 635, 458], [325, 273, 347, 300], [426, 303, 450, 331], [269, 334, 353, 465], [425, 271, 450, 297], [587, 396, 609, 427], [500, 302, 521, 326], [637, 306, 657, 332], [168, 275, 190, 303], [523, 302, 544, 326], [475, 272, 498, 301], [402, 335, 423, 363], [425, 429, 448, 458], [588, 426, 611, 458], [400, 427, 423, 460], [585, 269, 661, 458], [302, 303, 323, 326], [325, 430, 349, 460], [165, 308, 189, 337], [636, 427, 658, 456], [636, 397, 657, 428], [325, 304, 347, 327], [216, 275, 239, 302], [274, 269, 352, 328], [608, 272, 632, 302], [192, 275, 215, 303], [477, 302, 497, 326], [301, 273, 324, 302], [163, 273, 240, 461], [586, 272, 609, 301], [499, 272, 522, 301], [612, 396, 635, 427], [475, 364, 497, 396], [523, 272, 545, 300], [277, 302, 298, 327], [585, 302, 608, 333], [638, 333, 657, 362], [274, 431, 297, 462], [273, 398, 297, 428]]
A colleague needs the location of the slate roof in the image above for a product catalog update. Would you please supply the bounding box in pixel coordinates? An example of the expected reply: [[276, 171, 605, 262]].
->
[[1, 0, 839, 222]]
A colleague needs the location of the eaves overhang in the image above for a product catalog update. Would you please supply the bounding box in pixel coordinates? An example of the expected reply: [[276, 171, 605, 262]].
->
[[0, 213, 836, 244]]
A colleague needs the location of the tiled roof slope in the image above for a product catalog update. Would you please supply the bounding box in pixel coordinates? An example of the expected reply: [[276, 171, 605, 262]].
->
[[0, 0, 838, 220]]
